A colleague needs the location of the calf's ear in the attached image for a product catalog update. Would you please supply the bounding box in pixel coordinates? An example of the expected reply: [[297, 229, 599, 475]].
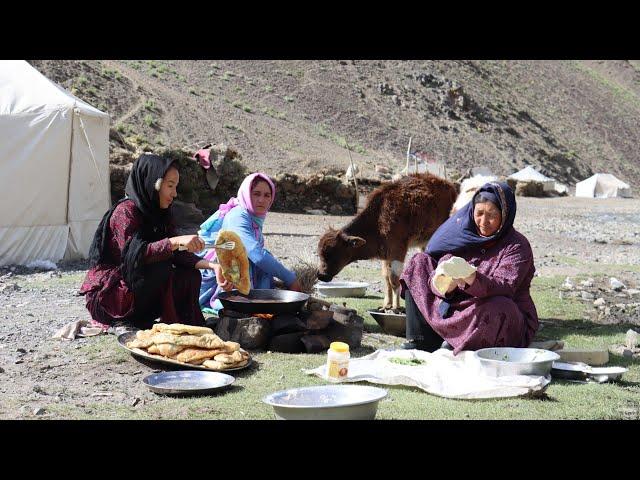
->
[[346, 235, 366, 248]]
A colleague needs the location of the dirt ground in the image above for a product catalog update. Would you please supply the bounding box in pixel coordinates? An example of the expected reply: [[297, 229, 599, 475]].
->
[[1, 196, 639, 419]]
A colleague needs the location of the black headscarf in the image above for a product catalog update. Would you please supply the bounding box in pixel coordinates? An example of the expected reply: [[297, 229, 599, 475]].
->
[[88, 154, 177, 292], [426, 181, 517, 260]]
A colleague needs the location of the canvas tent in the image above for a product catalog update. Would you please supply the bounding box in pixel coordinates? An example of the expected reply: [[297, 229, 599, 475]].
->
[[508, 165, 556, 192], [0, 60, 110, 266], [575, 173, 632, 198]]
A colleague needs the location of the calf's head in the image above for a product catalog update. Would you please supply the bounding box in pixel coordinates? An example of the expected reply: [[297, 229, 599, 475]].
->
[[317, 228, 366, 282]]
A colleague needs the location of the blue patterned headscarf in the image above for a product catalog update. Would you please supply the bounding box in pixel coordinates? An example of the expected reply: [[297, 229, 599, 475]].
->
[[426, 182, 517, 260]]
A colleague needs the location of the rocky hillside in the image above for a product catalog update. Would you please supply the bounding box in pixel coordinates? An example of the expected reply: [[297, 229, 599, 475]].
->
[[29, 59, 640, 189]]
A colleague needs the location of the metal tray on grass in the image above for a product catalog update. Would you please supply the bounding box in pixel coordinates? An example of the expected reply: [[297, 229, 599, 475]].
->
[[551, 361, 627, 383], [143, 370, 235, 395], [117, 331, 252, 372]]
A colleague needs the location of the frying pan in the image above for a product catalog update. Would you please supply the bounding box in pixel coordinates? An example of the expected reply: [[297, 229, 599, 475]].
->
[[218, 289, 310, 314]]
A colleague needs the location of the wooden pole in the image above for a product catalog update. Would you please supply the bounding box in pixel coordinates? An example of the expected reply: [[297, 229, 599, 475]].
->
[[405, 136, 412, 175]]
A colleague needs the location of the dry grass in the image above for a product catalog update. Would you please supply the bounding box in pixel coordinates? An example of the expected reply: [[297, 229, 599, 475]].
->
[[291, 257, 319, 294]]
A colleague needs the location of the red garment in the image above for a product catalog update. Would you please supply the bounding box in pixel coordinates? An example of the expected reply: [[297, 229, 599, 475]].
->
[[79, 200, 205, 328], [400, 228, 539, 354]]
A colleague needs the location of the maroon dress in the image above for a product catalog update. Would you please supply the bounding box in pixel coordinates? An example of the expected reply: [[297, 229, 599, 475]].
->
[[400, 228, 538, 354], [79, 200, 205, 329]]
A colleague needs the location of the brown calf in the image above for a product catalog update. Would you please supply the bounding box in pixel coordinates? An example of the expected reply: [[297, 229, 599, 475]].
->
[[317, 173, 458, 309]]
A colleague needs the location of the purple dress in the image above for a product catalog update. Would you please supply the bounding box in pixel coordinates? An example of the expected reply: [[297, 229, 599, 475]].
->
[[400, 228, 539, 355], [80, 200, 205, 329]]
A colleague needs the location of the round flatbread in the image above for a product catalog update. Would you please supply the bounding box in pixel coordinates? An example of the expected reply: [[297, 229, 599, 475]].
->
[[440, 256, 476, 279], [151, 323, 213, 336], [216, 230, 251, 295]]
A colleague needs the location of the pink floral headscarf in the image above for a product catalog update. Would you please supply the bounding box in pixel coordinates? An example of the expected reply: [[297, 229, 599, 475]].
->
[[216, 173, 275, 236]]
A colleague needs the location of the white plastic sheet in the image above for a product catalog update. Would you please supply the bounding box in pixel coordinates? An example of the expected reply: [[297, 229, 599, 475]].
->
[[305, 348, 550, 400]]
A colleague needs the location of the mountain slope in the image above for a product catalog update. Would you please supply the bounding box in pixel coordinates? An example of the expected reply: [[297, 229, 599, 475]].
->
[[29, 59, 640, 188]]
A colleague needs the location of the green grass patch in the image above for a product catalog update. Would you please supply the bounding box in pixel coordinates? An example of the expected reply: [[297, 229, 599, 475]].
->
[[574, 61, 640, 108], [261, 107, 286, 120], [316, 124, 367, 154], [143, 114, 157, 127], [143, 99, 155, 111], [530, 275, 588, 321], [223, 124, 243, 132]]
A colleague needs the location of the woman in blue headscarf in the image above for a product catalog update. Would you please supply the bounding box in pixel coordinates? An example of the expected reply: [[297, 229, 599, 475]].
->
[[399, 182, 539, 354], [198, 172, 301, 314]]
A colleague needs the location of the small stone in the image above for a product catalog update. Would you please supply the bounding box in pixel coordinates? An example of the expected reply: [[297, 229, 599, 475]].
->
[[0, 367, 4, 373], [623, 349, 633, 358], [593, 298, 606, 307], [16, 348, 26, 354], [33, 407, 46, 416], [626, 289, 640, 296], [580, 279, 595, 287], [560, 278, 574, 290], [131, 397, 140, 407], [610, 278, 626, 291], [14, 359, 23, 364], [581, 291, 595, 300]]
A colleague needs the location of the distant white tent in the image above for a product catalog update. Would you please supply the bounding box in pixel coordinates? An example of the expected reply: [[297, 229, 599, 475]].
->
[[0, 60, 110, 266], [575, 173, 632, 198], [508, 166, 555, 192]]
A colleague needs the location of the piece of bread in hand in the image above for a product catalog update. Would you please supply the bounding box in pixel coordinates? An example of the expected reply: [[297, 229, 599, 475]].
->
[[216, 230, 251, 295]]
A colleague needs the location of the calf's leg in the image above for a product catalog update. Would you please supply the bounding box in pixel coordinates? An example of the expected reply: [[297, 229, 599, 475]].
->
[[389, 260, 404, 310], [382, 261, 393, 309]]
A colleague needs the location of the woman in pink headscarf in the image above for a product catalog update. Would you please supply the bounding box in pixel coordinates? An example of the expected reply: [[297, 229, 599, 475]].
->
[[198, 173, 301, 312]]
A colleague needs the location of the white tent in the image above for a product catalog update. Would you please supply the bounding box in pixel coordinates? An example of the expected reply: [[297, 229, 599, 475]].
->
[[508, 165, 555, 192], [575, 173, 632, 198], [0, 61, 110, 266]]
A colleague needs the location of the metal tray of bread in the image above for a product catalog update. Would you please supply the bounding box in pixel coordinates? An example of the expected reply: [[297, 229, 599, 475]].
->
[[117, 331, 252, 372]]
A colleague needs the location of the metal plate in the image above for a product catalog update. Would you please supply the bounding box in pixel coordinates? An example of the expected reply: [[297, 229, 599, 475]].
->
[[552, 361, 627, 383], [262, 385, 388, 420], [117, 331, 252, 372], [367, 309, 406, 337], [315, 281, 369, 298], [143, 370, 235, 395], [218, 289, 309, 314]]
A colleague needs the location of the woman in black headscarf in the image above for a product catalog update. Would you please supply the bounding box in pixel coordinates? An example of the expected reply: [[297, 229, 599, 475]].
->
[[399, 182, 539, 353], [80, 154, 227, 330]]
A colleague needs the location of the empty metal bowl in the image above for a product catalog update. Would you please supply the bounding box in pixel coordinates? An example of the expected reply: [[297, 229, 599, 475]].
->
[[474, 347, 560, 377], [367, 309, 406, 337], [143, 371, 235, 395], [262, 384, 388, 420], [315, 281, 369, 298]]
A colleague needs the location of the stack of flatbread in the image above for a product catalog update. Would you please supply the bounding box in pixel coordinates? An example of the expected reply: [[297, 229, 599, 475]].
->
[[126, 323, 250, 370]]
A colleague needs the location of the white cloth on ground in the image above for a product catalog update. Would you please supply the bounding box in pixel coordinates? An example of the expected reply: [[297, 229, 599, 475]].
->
[[304, 348, 550, 400], [52, 320, 105, 340]]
